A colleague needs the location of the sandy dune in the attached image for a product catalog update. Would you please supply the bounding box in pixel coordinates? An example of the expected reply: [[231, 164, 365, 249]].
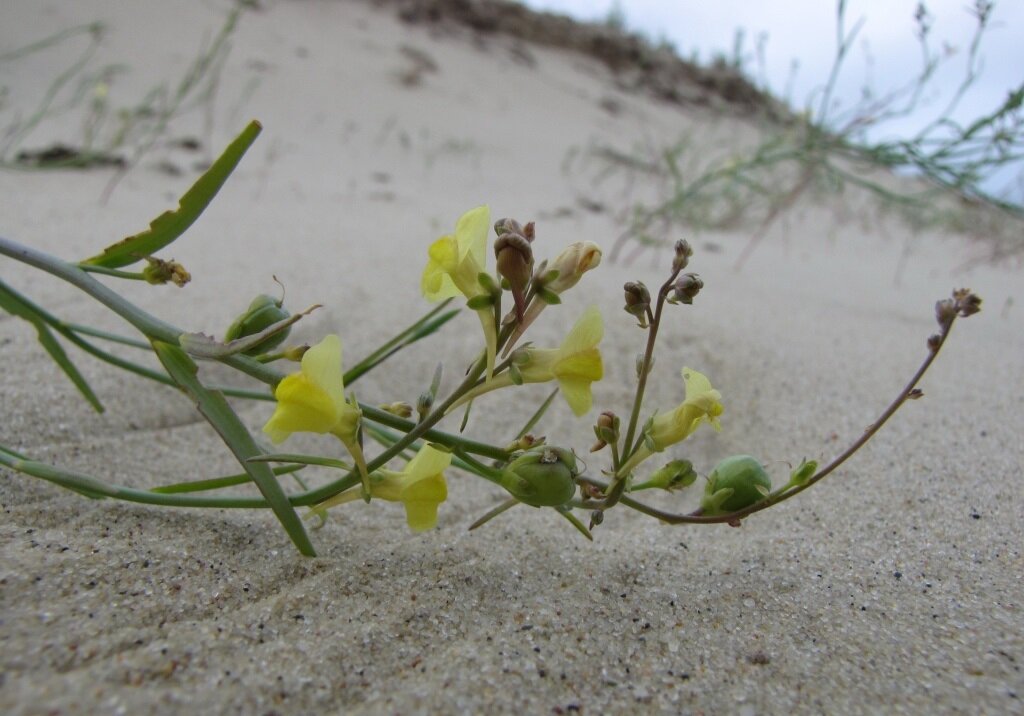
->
[[1, 0, 1021, 713]]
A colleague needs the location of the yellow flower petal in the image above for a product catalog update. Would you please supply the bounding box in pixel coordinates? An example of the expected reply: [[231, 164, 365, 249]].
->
[[422, 237, 462, 300], [557, 376, 594, 416], [422, 207, 491, 302], [404, 443, 453, 477], [454, 205, 489, 267], [403, 495, 445, 531], [261, 334, 356, 445], [557, 305, 603, 358], [301, 334, 345, 407], [263, 374, 338, 443], [554, 347, 603, 382], [363, 445, 451, 531]]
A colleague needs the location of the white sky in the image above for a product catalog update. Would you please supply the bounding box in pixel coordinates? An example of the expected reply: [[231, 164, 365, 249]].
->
[[520, 0, 1023, 199]]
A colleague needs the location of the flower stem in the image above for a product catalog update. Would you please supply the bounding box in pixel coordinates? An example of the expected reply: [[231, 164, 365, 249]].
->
[[578, 312, 961, 524], [0, 236, 284, 386], [607, 271, 679, 509]]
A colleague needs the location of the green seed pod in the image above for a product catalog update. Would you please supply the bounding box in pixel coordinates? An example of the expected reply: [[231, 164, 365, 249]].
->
[[500, 446, 578, 507], [700, 455, 771, 515], [225, 294, 291, 355]]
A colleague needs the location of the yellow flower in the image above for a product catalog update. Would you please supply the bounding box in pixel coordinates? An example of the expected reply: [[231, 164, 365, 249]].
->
[[262, 334, 369, 490], [449, 306, 604, 417], [421, 205, 498, 379], [618, 367, 723, 475], [310, 444, 451, 532]]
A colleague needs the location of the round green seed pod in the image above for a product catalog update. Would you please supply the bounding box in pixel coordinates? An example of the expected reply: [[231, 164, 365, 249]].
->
[[501, 446, 577, 507], [225, 294, 290, 355], [701, 455, 771, 515]]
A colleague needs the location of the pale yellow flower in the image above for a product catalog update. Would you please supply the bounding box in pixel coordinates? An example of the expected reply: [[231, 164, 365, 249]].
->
[[618, 367, 723, 476], [421, 205, 498, 378], [310, 444, 451, 532], [262, 334, 369, 491], [450, 306, 604, 417]]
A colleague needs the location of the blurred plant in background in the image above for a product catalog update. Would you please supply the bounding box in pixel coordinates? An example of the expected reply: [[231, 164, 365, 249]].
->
[[0, 6, 244, 196], [568, 0, 1024, 267]]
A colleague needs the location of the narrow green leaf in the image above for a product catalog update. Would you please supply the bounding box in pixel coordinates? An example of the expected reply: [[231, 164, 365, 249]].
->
[[556, 506, 594, 541], [428, 363, 443, 400], [247, 453, 351, 470], [0, 282, 103, 412], [515, 388, 558, 440], [412, 309, 460, 339], [82, 120, 262, 268], [151, 340, 316, 556], [151, 464, 304, 494], [468, 498, 519, 530]]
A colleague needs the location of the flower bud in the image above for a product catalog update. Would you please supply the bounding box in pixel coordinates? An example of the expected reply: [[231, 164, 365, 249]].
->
[[500, 446, 578, 507], [669, 273, 703, 305], [700, 455, 771, 515], [635, 353, 654, 380], [416, 390, 434, 419], [494, 229, 534, 321], [952, 288, 981, 317], [935, 298, 956, 326], [590, 410, 619, 452], [672, 239, 693, 272], [224, 294, 290, 355], [624, 281, 650, 326], [786, 459, 817, 488], [503, 434, 546, 452], [494, 217, 524, 237], [281, 344, 310, 362], [143, 256, 190, 287], [379, 402, 414, 419], [633, 459, 697, 491], [543, 241, 602, 294]]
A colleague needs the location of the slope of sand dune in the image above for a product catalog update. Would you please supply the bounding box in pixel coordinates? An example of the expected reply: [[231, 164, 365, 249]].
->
[[1, 1, 1021, 713]]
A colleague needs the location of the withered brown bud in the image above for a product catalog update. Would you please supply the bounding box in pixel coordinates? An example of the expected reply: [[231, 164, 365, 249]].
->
[[927, 334, 942, 352], [953, 289, 982, 317], [590, 411, 620, 452], [624, 281, 651, 326], [670, 273, 703, 304], [672, 239, 693, 272], [379, 401, 414, 419], [143, 256, 191, 287], [494, 231, 534, 321], [494, 218, 524, 237], [935, 298, 957, 326]]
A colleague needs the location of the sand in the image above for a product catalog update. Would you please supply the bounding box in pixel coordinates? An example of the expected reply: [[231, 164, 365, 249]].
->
[[1, 0, 1021, 713]]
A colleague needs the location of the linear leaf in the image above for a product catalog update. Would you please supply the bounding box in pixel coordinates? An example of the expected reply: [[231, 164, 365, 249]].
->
[[0, 281, 103, 412], [152, 340, 316, 556], [82, 120, 262, 268]]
